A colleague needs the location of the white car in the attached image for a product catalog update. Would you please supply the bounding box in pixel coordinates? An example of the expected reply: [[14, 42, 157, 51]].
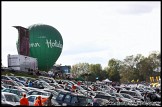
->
[[27, 95, 48, 106], [1, 92, 20, 106]]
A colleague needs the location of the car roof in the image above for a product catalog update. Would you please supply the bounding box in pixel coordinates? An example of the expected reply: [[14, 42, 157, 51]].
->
[[120, 90, 137, 92], [27, 95, 49, 98], [2, 92, 19, 96], [28, 90, 50, 93], [59, 90, 86, 97]]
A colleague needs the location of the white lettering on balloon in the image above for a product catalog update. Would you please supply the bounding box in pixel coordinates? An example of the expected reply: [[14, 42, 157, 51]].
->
[[29, 39, 63, 49], [29, 43, 40, 48], [46, 39, 63, 49]]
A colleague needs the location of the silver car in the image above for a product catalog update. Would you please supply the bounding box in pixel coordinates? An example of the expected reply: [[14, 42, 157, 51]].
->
[[1, 92, 20, 106]]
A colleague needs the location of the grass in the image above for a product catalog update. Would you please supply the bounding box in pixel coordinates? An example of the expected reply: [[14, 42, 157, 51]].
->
[[1, 70, 38, 78]]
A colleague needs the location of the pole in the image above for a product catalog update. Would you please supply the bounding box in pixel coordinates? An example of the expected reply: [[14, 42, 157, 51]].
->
[[87, 75, 88, 97]]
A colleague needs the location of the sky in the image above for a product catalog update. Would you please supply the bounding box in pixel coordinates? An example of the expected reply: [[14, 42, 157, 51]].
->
[[2, 1, 161, 68]]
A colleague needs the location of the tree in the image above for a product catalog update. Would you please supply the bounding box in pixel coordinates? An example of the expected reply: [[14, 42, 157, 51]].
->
[[71, 63, 89, 77], [88, 64, 102, 81], [107, 59, 121, 82]]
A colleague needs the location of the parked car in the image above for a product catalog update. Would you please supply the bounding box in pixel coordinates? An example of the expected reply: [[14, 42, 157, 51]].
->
[[2, 85, 6, 90], [38, 76, 57, 84], [1, 79, 19, 86], [21, 87, 39, 92], [56, 90, 93, 106], [1, 92, 20, 106], [15, 76, 28, 83], [94, 91, 111, 96], [32, 80, 55, 89], [8, 76, 23, 83], [42, 89, 58, 99], [119, 90, 144, 101], [80, 85, 91, 91], [146, 92, 161, 102], [1, 75, 12, 81], [49, 83, 63, 89], [120, 93, 142, 102], [94, 94, 119, 105], [2, 88, 28, 98], [93, 98, 110, 106], [109, 93, 133, 103]]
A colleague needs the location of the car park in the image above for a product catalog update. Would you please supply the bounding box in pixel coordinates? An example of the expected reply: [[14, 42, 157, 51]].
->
[[1, 73, 161, 106]]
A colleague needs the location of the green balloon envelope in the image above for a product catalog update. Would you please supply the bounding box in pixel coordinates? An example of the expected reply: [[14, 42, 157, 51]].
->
[[28, 24, 63, 71]]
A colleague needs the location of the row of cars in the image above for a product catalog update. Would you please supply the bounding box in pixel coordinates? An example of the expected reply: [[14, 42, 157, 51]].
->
[[1, 74, 161, 106]]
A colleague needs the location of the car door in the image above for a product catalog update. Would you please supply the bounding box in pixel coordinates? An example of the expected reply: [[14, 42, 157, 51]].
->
[[63, 94, 72, 106], [28, 96, 36, 106], [56, 93, 65, 105]]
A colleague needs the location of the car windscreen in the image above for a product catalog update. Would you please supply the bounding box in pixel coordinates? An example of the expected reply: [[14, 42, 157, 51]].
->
[[4, 94, 19, 102], [78, 96, 88, 105]]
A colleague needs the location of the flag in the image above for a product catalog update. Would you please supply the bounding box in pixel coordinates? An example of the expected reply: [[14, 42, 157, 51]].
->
[[152, 77, 154, 82], [156, 76, 159, 82], [131, 80, 134, 82], [150, 77, 152, 82]]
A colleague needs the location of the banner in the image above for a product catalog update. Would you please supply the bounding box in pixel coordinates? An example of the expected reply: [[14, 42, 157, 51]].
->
[[13, 26, 29, 56]]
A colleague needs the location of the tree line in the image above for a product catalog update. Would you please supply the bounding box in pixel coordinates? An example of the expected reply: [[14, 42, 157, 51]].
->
[[71, 51, 161, 83]]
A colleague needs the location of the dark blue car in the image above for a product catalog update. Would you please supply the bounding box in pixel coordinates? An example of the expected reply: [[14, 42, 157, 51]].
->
[[56, 90, 93, 106]]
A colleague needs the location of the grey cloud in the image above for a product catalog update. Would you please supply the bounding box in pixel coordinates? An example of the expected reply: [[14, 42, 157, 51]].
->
[[116, 2, 160, 15]]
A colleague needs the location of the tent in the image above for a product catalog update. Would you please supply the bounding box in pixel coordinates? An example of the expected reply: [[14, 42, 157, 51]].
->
[[103, 78, 112, 82]]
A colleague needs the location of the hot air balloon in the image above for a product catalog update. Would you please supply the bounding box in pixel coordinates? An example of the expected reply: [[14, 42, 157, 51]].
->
[[15, 24, 63, 71]]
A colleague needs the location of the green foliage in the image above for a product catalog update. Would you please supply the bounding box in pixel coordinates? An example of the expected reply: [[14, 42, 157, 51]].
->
[[107, 59, 121, 82], [70, 51, 160, 83]]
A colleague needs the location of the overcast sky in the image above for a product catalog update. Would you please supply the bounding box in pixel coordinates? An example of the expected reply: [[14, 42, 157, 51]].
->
[[2, 1, 161, 68]]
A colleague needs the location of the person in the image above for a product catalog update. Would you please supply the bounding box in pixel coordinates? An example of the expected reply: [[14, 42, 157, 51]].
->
[[93, 99, 99, 106], [20, 93, 29, 106], [28, 81, 32, 87], [144, 92, 150, 102], [34, 96, 42, 106], [43, 94, 53, 106], [71, 84, 76, 92]]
